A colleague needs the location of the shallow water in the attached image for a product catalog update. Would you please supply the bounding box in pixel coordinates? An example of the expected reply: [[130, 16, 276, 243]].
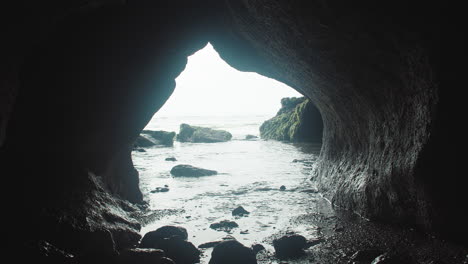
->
[[132, 115, 323, 263]]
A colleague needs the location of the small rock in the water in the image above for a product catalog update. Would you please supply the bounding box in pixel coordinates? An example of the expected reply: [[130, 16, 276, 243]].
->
[[245, 134, 258, 140], [210, 220, 239, 232], [232, 206, 250, 217], [252, 244, 265, 254], [165, 157, 177, 161], [349, 249, 383, 263], [151, 187, 169, 193], [240, 230, 249, 234], [273, 234, 307, 259], [198, 241, 222, 248], [170, 164, 218, 177], [280, 185, 286, 191], [209, 240, 257, 264], [136, 148, 146, 152]]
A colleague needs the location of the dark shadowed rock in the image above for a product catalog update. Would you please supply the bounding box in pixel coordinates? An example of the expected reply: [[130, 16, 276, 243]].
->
[[141, 130, 176, 146], [165, 157, 177, 161], [170, 164, 217, 177], [252, 244, 265, 254], [209, 240, 257, 264], [245, 135, 258, 140], [232, 206, 250, 217], [23, 240, 77, 264], [160, 237, 200, 264], [209, 220, 239, 232], [198, 241, 222, 249], [139, 226, 199, 264], [151, 187, 169, 193], [134, 135, 157, 148], [273, 234, 307, 259], [140, 226, 188, 248], [177, 123, 232, 143], [118, 248, 175, 264], [280, 185, 286, 191]]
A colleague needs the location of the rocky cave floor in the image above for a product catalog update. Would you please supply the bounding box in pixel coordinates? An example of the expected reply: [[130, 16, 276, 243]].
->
[[135, 199, 467, 264], [256, 209, 468, 264]]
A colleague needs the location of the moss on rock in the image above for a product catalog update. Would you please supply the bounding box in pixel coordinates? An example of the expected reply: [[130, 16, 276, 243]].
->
[[259, 97, 322, 142]]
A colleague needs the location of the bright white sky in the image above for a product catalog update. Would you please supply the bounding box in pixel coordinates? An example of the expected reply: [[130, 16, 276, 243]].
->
[[154, 43, 302, 117]]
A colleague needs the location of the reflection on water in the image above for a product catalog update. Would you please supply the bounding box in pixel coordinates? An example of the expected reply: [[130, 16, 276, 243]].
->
[[132, 116, 324, 263]]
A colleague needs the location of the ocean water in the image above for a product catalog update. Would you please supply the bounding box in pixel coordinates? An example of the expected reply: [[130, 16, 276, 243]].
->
[[132, 115, 323, 263]]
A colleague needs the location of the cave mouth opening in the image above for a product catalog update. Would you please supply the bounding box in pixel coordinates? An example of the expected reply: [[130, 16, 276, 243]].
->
[[131, 43, 324, 258]]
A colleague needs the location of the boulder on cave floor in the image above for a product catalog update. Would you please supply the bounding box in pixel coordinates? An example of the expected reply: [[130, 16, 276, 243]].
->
[[141, 130, 176, 147], [177, 123, 232, 143], [273, 234, 307, 260], [170, 164, 217, 177], [139, 226, 199, 264], [208, 240, 257, 264], [140, 226, 188, 248]]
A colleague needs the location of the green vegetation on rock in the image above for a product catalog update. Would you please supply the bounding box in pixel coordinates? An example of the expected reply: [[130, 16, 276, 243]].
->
[[260, 97, 323, 142], [177, 124, 232, 143]]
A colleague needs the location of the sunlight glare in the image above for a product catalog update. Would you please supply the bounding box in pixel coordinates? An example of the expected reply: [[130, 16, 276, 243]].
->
[[154, 43, 302, 117]]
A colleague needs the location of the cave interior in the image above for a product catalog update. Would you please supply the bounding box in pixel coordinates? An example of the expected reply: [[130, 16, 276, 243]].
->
[[0, 0, 466, 263]]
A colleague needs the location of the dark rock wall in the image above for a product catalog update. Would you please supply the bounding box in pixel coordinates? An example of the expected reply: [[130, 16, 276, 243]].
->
[[0, 0, 466, 252], [212, 0, 465, 241]]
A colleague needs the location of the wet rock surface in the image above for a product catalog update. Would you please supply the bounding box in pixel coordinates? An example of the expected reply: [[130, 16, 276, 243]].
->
[[177, 123, 232, 143], [209, 240, 257, 264], [209, 220, 239, 232], [232, 206, 250, 217], [134, 135, 157, 148], [170, 164, 218, 177], [139, 226, 199, 264], [165, 157, 177, 161], [140, 226, 188, 247], [273, 234, 308, 259], [141, 130, 176, 147]]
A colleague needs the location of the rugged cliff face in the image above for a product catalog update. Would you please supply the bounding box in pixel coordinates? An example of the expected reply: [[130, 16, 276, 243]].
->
[[0, 0, 466, 260], [260, 97, 323, 142]]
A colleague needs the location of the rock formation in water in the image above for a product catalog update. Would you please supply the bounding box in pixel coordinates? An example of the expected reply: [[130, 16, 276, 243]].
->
[[260, 97, 323, 142], [170, 164, 218, 177], [177, 123, 232, 143], [0, 0, 466, 262], [141, 130, 176, 146]]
